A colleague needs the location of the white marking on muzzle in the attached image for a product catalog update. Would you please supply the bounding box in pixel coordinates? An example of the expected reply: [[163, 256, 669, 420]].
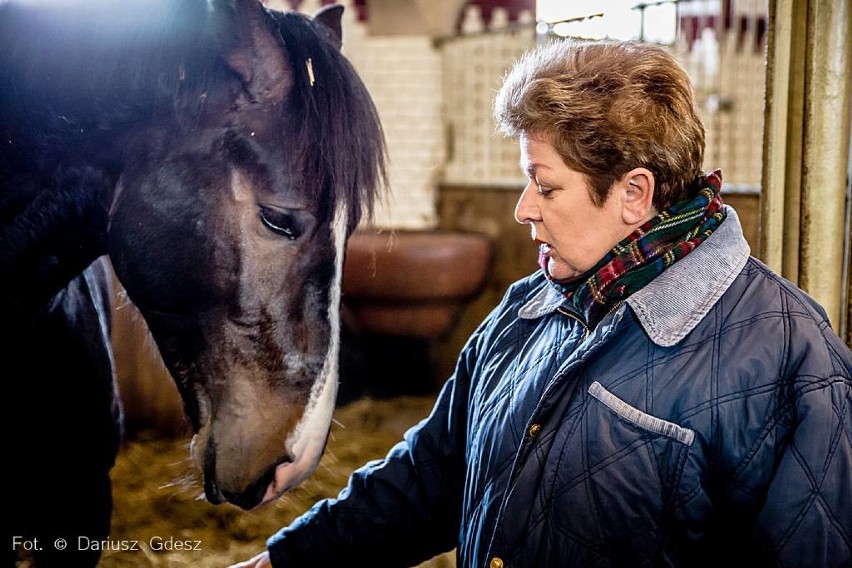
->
[[261, 202, 348, 505]]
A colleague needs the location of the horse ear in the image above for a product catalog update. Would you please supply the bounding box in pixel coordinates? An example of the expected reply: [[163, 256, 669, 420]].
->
[[221, 0, 293, 103], [313, 4, 344, 51]]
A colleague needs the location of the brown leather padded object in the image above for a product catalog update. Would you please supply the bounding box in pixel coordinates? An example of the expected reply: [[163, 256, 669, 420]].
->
[[342, 230, 492, 338]]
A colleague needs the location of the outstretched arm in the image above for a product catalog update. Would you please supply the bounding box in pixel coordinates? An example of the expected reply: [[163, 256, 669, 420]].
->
[[267, 370, 472, 566], [229, 550, 271, 568]]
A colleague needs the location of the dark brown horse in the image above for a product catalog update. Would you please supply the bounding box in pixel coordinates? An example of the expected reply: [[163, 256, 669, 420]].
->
[[0, 1, 385, 565]]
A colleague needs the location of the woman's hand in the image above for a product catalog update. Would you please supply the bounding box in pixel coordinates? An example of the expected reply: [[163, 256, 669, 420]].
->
[[229, 550, 271, 567]]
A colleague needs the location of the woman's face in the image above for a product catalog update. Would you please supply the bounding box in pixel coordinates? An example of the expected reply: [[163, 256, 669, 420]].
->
[[515, 133, 636, 282]]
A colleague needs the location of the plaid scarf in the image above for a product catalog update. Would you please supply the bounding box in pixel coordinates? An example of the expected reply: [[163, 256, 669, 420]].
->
[[544, 169, 727, 330]]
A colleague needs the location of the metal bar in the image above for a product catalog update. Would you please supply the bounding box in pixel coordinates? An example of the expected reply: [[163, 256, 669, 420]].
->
[[798, 0, 852, 329], [760, 0, 794, 270]]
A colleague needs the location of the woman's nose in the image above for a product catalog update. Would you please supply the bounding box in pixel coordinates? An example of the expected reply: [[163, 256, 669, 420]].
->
[[514, 181, 539, 224]]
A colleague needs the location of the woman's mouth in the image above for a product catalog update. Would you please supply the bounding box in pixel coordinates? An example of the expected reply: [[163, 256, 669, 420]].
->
[[537, 241, 553, 273]]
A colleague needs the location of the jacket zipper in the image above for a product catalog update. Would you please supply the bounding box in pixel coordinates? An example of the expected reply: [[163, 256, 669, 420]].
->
[[556, 306, 590, 341], [557, 301, 624, 341], [492, 300, 625, 562], [601, 300, 624, 322]]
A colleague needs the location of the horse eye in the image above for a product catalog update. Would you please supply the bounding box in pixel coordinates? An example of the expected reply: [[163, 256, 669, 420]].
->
[[258, 206, 302, 240]]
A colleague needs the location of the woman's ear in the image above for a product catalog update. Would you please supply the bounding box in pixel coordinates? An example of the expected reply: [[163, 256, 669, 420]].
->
[[619, 168, 656, 225]]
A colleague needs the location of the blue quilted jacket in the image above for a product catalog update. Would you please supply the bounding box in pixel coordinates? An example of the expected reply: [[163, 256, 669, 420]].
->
[[268, 207, 852, 567]]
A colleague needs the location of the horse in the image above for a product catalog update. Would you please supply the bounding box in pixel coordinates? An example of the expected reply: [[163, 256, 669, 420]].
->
[[0, 0, 385, 565]]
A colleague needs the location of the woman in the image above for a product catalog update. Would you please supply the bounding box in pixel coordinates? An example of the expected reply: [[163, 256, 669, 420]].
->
[[233, 38, 852, 568]]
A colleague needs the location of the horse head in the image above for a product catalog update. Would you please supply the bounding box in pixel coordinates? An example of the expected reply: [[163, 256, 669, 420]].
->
[[106, 1, 385, 510]]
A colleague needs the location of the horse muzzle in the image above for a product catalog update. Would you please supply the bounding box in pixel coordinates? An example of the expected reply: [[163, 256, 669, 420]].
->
[[193, 430, 296, 510]]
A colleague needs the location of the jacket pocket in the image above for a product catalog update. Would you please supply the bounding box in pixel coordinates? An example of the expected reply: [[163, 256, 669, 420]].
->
[[588, 381, 695, 446]]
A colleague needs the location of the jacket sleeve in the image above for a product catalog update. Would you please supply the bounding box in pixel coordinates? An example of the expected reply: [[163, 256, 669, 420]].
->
[[755, 329, 852, 567], [266, 316, 491, 568]]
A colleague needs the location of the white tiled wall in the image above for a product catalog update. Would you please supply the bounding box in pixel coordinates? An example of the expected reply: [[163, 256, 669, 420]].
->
[[352, 36, 445, 229], [442, 7, 536, 187], [279, 0, 445, 229], [679, 0, 766, 191]]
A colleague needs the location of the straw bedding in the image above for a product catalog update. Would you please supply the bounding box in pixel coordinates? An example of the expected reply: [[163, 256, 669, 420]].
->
[[102, 396, 455, 567]]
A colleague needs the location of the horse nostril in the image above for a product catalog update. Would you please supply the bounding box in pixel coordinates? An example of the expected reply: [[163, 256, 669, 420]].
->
[[221, 466, 277, 511], [205, 476, 225, 505], [203, 438, 225, 504]]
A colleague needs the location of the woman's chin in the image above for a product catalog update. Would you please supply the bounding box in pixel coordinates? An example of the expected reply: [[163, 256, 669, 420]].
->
[[547, 259, 582, 282]]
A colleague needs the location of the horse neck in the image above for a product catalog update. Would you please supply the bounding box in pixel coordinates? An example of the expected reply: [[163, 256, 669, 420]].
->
[[0, 0, 221, 316], [0, 167, 113, 319]]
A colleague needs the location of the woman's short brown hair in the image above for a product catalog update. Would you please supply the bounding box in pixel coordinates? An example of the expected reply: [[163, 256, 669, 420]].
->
[[494, 38, 705, 210]]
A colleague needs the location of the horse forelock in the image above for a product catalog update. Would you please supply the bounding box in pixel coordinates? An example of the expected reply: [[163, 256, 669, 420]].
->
[[271, 10, 387, 234]]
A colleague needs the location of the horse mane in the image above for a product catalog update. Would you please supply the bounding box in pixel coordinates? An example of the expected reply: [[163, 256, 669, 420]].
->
[[270, 10, 387, 234]]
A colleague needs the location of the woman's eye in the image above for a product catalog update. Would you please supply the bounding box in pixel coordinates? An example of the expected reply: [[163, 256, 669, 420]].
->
[[536, 182, 554, 197], [259, 206, 302, 240]]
